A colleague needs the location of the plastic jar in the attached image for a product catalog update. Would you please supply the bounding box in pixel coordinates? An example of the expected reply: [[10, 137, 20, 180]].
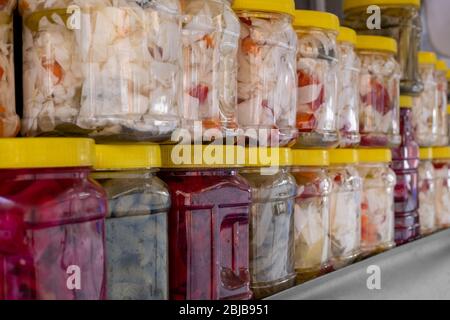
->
[[0, 0, 19, 137], [432, 147, 450, 230], [418, 148, 436, 235], [413, 52, 439, 147], [358, 149, 396, 257], [92, 145, 170, 300], [436, 60, 448, 146], [343, 0, 423, 95], [181, 0, 240, 141], [328, 149, 362, 270], [337, 27, 361, 148], [391, 96, 420, 245], [356, 36, 401, 148], [291, 150, 331, 283], [20, 0, 183, 142], [232, 0, 297, 147], [239, 148, 296, 299], [159, 145, 252, 300], [0, 138, 107, 300], [448, 105, 450, 141], [292, 10, 339, 149]]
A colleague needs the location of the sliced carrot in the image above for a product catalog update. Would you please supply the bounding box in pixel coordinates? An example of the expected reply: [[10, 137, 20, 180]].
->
[[42, 60, 63, 84], [202, 118, 221, 130], [203, 35, 214, 49], [0, 105, 6, 113], [242, 36, 260, 55], [0, 66, 4, 80]]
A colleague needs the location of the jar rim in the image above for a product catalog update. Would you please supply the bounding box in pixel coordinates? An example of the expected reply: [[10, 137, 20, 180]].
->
[[343, 0, 421, 12]]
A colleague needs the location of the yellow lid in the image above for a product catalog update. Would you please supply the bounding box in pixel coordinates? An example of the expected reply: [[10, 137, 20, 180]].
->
[[161, 145, 245, 169], [293, 10, 340, 32], [232, 0, 295, 17], [356, 35, 398, 54], [400, 95, 413, 109], [0, 138, 94, 169], [447, 104, 450, 115], [418, 51, 437, 65], [358, 149, 392, 163], [446, 70, 450, 80], [432, 147, 450, 160], [95, 145, 161, 170], [343, 0, 421, 11], [436, 60, 448, 72], [329, 149, 359, 165], [337, 27, 357, 45], [244, 148, 292, 167], [291, 150, 329, 167], [419, 148, 433, 160]]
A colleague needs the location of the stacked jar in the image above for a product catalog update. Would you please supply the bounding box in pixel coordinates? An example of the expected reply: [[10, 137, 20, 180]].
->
[[436, 60, 449, 146], [356, 35, 401, 148], [232, 0, 297, 147], [240, 148, 296, 299], [0, 138, 107, 300], [418, 148, 437, 236], [93, 145, 170, 300], [432, 147, 450, 230]]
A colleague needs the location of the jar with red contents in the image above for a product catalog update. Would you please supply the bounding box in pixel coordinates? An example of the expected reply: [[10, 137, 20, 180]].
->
[[436, 60, 448, 146], [391, 96, 420, 245], [159, 145, 252, 300], [356, 36, 401, 148], [0, 138, 107, 300], [292, 10, 340, 149], [432, 147, 450, 230], [418, 148, 436, 236]]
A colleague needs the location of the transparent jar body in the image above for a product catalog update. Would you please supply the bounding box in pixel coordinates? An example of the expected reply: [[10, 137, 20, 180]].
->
[[0, 167, 107, 300], [0, 1, 19, 137], [433, 160, 450, 229], [337, 41, 361, 148], [436, 70, 448, 146], [294, 26, 339, 149], [291, 166, 331, 283], [358, 50, 401, 147], [344, 5, 422, 95], [93, 170, 170, 300], [413, 64, 439, 146], [418, 160, 436, 235], [235, 11, 297, 147], [328, 164, 362, 270], [181, 0, 240, 142], [239, 167, 296, 299], [358, 163, 396, 257], [21, 0, 183, 142], [159, 169, 252, 300]]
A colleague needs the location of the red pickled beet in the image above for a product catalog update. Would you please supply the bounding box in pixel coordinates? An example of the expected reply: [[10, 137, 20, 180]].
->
[[0, 168, 107, 300], [189, 84, 209, 104], [360, 134, 389, 147], [361, 80, 392, 115], [296, 113, 317, 132], [298, 70, 324, 111]]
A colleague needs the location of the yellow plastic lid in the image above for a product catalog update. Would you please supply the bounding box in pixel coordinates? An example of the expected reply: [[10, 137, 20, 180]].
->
[[400, 95, 413, 109], [419, 148, 433, 160], [356, 35, 398, 54], [0, 138, 95, 169], [418, 51, 437, 65], [432, 147, 450, 160], [447, 104, 450, 115], [337, 27, 357, 45], [293, 10, 340, 32], [446, 70, 450, 80], [329, 149, 359, 165], [343, 0, 421, 11], [358, 149, 392, 163], [95, 145, 161, 170], [232, 0, 295, 17], [244, 148, 292, 167], [160, 145, 245, 169], [291, 150, 329, 167], [436, 60, 448, 72]]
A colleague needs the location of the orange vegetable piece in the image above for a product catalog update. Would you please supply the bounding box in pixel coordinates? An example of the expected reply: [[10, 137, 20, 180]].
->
[[242, 37, 260, 55], [203, 35, 214, 49], [0, 66, 4, 80], [42, 60, 63, 84], [202, 118, 221, 130]]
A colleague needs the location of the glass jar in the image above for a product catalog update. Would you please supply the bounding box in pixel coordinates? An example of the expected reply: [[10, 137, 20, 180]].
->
[[159, 145, 252, 300], [418, 148, 436, 236], [343, 0, 422, 95], [92, 145, 170, 300], [20, 0, 183, 142], [181, 0, 240, 142], [356, 36, 401, 148], [232, 0, 297, 147], [292, 10, 339, 149], [328, 149, 362, 270], [448, 105, 450, 141], [0, 0, 19, 137], [413, 52, 439, 147], [239, 148, 296, 299], [436, 60, 448, 146], [391, 96, 420, 245], [357, 149, 396, 257], [291, 150, 331, 283], [0, 138, 107, 300], [432, 147, 450, 230], [337, 27, 361, 148]]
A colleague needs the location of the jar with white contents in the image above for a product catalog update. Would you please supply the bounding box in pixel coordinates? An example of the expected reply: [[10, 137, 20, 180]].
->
[[432, 147, 450, 230], [435, 60, 448, 146], [418, 148, 436, 236]]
